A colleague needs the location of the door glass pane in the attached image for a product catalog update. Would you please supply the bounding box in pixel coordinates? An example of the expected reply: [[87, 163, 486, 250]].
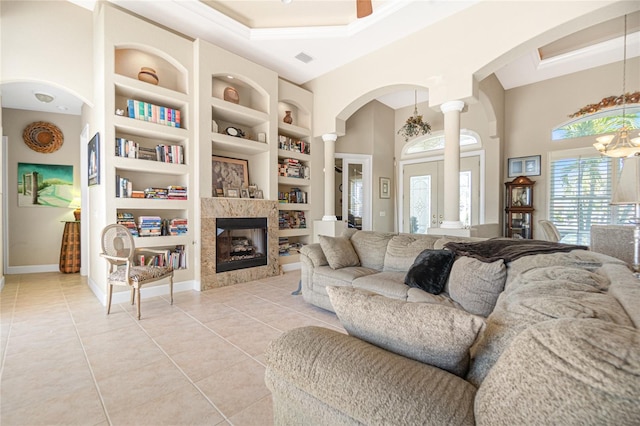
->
[[348, 164, 363, 230], [409, 175, 430, 234]]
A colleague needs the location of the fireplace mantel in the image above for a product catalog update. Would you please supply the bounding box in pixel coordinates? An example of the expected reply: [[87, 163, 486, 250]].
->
[[201, 198, 279, 290]]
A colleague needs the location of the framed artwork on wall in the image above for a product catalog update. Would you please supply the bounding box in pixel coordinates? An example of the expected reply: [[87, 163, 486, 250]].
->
[[88, 132, 100, 186], [380, 177, 391, 199], [508, 155, 541, 178], [212, 156, 249, 196]]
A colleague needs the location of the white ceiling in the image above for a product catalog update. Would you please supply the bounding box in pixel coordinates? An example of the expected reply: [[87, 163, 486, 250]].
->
[[2, 1, 639, 115]]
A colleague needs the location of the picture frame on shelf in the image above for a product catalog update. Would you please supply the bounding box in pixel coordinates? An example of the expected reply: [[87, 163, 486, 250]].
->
[[224, 188, 240, 198], [380, 177, 391, 199], [255, 189, 264, 199], [240, 188, 250, 198], [88, 132, 100, 186], [248, 184, 258, 198], [212, 156, 249, 197], [508, 155, 541, 178]]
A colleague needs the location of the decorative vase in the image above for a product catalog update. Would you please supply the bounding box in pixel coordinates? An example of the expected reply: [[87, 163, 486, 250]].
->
[[137, 67, 159, 85], [224, 87, 240, 104], [283, 111, 293, 124]]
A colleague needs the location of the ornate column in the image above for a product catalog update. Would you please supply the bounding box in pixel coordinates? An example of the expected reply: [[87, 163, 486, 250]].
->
[[322, 133, 338, 221], [440, 100, 465, 229]]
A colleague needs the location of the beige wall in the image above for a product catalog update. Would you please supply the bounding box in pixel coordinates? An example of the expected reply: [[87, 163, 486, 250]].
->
[[3, 109, 82, 269], [505, 56, 640, 239], [306, 1, 634, 137]]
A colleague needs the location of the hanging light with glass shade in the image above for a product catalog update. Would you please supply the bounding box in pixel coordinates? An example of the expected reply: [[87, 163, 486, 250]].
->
[[398, 90, 431, 142], [593, 15, 640, 158]]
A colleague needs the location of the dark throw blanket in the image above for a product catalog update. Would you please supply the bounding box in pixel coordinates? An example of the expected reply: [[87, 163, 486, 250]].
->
[[443, 238, 589, 263]]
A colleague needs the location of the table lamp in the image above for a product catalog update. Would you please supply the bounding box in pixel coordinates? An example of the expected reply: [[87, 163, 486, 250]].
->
[[611, 156, 640, 275], [69, 197, 82, 221]]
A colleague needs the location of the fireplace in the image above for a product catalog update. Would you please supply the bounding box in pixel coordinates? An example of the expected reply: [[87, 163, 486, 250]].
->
[[216, 217, 268, 272]]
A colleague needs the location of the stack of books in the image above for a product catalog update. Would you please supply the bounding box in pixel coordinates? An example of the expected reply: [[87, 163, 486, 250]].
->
[[279, 158, 309, 179], [137, 216, 162, 237], [116, 212, 139, 237], [167, 186, 187, 200], [167, 218, 188, 235], [144, 187, 169, 199]]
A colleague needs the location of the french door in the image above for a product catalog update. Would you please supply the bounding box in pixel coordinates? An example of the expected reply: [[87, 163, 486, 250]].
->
[[401, 156, 480, 233]]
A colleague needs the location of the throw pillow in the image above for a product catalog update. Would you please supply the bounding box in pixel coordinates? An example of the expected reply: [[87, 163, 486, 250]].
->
[[318, 235, 360, 270], [447, 256, 507, 317], [326, 286, 486, 377], [404, 249, 455, 294]]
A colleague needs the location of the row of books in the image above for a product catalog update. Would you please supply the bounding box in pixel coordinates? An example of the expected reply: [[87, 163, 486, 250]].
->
[[278, 135, 310, 155], [136, 245, 187, 269], [278, 237, 304, 256], [117, 213, 189, 237], [279, 158, 310, 179], [115, 179, 188, 200], [279, 188, 307, 204], [126, 99, 181, 128], [115, 137, 184, 164], [279, 210, 306, 230]]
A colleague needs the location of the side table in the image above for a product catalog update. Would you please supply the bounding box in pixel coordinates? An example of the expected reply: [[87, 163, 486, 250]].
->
[[60, 221, 81, 273]]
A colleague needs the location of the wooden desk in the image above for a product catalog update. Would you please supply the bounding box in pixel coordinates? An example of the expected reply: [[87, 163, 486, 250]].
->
[[60, 221, 81, 273]]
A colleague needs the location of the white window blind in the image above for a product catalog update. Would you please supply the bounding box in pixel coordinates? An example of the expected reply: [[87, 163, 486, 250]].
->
[[549, 154, 634, 245]]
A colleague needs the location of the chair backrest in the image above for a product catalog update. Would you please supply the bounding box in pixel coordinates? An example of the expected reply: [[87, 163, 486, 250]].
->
[[538, 220, 561, 242], [101, 224, 136, 262]]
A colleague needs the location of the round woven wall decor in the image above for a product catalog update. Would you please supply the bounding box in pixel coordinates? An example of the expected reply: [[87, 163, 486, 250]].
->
[[23, 121, 64, 153]]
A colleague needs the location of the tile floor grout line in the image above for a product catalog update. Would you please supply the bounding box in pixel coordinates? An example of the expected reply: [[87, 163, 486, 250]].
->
[[123, 305, 232, 424], [61, 280, 113, 426], [0, 281, 20, 386]]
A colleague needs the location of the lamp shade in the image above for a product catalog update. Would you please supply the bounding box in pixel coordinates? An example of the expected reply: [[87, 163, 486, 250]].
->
[[611, 156, 640, 205]]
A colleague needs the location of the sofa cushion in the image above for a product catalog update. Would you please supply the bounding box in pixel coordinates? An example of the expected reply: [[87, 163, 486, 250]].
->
[[349, 231, 395, 270], [475, 319, 640, 425], [352, 271, 409, 300], [448, 257, 507, 317], [327, 286, 486, 377], [313, 265, 378, 293], [406, 288, 463, 309], [404, 249, 455, 294], [383, 234, 440, 272], [318, 235, 360, 269]]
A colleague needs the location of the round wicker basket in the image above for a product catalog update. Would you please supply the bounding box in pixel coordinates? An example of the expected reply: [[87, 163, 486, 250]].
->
[[23, 121, 64, 153]]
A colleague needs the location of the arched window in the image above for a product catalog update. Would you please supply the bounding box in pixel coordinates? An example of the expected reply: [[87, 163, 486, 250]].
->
[[402, 129, 480, 157], [552, 105, 640, 140]]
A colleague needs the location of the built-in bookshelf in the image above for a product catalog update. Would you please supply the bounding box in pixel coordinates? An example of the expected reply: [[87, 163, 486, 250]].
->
[[96, 4, 195, 290]]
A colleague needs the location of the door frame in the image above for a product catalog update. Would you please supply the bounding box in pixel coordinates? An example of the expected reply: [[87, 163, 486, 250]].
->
[[398, 149, 485, 233], [335, 153, 372, 231]]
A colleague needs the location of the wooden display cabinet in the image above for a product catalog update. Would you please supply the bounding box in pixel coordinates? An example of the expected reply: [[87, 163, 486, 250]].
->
[[505, 176, 535, 239]]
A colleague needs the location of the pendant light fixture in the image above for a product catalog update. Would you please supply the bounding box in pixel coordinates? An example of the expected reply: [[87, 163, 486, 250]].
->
[[593, 15, 640, 158], [397, 90, 431, 142]]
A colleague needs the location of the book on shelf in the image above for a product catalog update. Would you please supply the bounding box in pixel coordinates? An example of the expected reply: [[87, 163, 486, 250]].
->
[[116, 212, 139, 237], [278, 158, 310, 179], [137, 215, 162, 237], [115, 137, 184, 164], [278, 236, 304, 256], [126, 99, 181, 128], [278, 210, 306, 230], [115, 175, 133, 198], [279, 188, 307, 204], [278, 134, 310, 155]]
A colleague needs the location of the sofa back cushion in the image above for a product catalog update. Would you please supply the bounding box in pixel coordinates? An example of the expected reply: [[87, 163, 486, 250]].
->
[[447, 257, 507, 317], [327, 286, 486, 377], [349, 231, 395, 270], [383, 234, 440, 272], [475, 319, 640, 425]]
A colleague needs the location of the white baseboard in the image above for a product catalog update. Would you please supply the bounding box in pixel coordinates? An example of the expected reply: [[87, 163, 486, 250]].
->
[[87, 276, 197, 307], [6, 264, 59, 274], [281, 262, 301, 272]]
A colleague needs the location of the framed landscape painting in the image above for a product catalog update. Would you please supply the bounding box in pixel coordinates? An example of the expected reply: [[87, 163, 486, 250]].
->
[[212, 156, 249, 196], [17, 162, 73, 207]]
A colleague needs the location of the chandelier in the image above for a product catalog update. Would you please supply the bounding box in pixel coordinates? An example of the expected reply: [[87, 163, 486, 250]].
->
[[593, 15, 640, 158], [397, 91, 431, 142]]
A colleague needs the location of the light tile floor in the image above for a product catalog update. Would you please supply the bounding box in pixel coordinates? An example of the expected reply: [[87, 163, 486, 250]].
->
[[0, 270, 344, 425]]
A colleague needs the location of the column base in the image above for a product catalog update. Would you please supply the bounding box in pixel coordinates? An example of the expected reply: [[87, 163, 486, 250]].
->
[[322, 215, 338, 221]]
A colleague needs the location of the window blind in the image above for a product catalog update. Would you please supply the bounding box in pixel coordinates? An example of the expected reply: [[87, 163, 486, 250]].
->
[[549, 155, 634, 245]]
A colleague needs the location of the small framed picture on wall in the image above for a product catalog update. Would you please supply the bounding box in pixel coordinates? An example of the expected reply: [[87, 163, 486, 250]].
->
[[88, 132, 100, 186], [508, 155, 540, 178]]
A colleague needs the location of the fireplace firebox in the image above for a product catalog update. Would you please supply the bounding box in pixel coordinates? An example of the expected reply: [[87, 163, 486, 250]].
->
[[216, 217, 268, 272]]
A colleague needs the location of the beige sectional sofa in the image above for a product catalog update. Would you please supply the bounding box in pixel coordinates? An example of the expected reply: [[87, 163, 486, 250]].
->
[[298, 229, 484, 313], [265, 231, 640, 425]]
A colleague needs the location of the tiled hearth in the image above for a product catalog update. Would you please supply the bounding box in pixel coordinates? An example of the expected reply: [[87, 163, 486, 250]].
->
[[201, 198, 280, 290]]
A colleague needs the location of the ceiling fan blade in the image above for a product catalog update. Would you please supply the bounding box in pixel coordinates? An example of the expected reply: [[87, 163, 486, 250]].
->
[[356, 0, 372, 18]]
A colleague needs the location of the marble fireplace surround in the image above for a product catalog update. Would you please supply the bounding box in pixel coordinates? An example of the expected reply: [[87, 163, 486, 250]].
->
[[201, 198, 280, 290]]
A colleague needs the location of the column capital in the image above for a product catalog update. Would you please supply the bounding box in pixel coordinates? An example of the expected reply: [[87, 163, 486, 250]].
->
[[322, 133, 338, 143], [440, 100, 465, 114]]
